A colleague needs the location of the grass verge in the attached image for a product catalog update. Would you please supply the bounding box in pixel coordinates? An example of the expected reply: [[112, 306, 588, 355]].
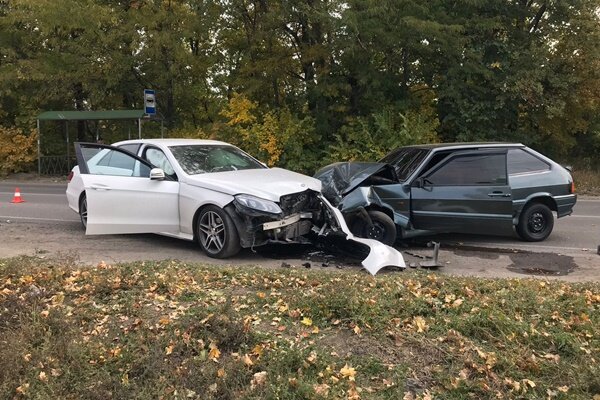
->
[[573, 168, 600, 195], [0, 256, 599, 399]]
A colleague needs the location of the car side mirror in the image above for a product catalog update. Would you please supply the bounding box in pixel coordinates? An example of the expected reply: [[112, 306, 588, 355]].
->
[[150, 168, 165, 180], [414, 177, 433, 189]]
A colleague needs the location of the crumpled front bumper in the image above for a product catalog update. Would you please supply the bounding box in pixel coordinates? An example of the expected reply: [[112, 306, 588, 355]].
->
[[228, 192, 406, 275]]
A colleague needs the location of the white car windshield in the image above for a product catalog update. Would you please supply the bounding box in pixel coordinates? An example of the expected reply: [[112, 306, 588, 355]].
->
[[169, 145, 266, 174]]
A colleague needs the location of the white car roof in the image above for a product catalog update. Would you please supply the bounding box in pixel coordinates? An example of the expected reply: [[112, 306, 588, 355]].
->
[[113, 138, 231, 147]]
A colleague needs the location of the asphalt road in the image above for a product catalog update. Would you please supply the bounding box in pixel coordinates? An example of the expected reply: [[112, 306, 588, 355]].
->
[[0, 181, 598, 282], [1, 181, 598, 253]]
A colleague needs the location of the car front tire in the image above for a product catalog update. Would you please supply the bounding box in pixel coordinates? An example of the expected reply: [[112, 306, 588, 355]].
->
[[517, 203, 554, 242], [351, 210, 397, 246], [197, 205, 242, 258]]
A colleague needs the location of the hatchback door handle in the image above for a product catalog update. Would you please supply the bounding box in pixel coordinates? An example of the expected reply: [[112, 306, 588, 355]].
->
[[488, 191, 511, 198]]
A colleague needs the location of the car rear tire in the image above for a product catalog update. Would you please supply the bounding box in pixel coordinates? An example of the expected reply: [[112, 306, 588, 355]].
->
[[79, 195, 87, 229], [517, 203, 554, 242], [197, 205, 241, 258], [351, 210, 397, 246]]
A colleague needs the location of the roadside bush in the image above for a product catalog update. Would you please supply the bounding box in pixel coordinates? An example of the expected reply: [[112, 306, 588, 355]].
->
[[0, 126, 38, 175], [217, 93, 320, 173], [325, 107, 439, 166]]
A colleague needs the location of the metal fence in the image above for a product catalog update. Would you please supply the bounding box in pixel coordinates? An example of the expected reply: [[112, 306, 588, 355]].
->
[[39, 156, 77, 175]]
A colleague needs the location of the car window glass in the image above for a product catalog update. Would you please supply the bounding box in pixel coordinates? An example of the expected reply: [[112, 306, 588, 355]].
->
[[145, 147, 175, 175], [507, 149, 550, 175], [117, 143, 141, 156], [427, 154, 507, 185], [169, 145, 265, 174], [96, 150, 136, 170], [84, 148, 150, 178], [379, 148, 429, 181], [420, 151, 453, 175]]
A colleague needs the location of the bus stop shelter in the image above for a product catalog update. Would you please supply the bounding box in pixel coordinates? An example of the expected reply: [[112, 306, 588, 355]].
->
[[36, 110, 163, 175]]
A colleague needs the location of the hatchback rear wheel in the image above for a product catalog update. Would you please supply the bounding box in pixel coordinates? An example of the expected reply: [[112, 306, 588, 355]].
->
[[517, 203, 554, 242], [197, 205, 241, 258]]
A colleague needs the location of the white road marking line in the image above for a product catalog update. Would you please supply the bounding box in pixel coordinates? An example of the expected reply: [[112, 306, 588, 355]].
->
[[0, 192, 65, 196], [0, 215, 78, 222], [570, 215, 600, 219]]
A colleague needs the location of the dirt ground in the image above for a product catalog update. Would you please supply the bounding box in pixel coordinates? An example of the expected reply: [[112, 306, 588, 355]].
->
[[1, 218, 598, 282]]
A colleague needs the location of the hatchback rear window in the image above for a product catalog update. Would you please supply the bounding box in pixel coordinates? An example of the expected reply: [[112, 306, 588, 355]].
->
[[507, 149, 550, 175]]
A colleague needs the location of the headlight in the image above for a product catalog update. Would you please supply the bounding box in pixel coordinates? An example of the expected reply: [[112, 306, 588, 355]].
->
[[235, 194, 282, 215]]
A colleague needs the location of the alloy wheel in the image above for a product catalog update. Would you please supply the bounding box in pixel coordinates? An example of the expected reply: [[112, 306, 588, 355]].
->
[[199, 211, 226, 253], [80, 198, 88, 228]]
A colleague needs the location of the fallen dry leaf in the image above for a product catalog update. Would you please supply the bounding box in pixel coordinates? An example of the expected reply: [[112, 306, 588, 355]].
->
[[209, 343, 221, 361], [313, 383, 330, 396], [242, 354, 254, 366], [251, 371, 267, 389], [16, 383, 30, 394], [413, 316, 427, 333], [340, 364, 357, 381]]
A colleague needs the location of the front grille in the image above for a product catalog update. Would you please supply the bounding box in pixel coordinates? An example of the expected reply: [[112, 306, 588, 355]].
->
[[279, 190, 320, 215]]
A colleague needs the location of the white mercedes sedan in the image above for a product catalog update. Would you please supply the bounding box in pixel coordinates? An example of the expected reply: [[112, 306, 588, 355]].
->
[[66, 139, 404, 273]]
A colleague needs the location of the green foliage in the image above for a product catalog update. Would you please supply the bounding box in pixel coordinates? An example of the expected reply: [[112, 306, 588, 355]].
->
[[216, 93, 319, 173], [327, 107, 439, 164], [0, 125, 37, 175], [1, 0, 600, 171]]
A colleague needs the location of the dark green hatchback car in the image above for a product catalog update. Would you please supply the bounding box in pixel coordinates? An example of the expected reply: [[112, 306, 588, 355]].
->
[[315, 143, 577, 245]]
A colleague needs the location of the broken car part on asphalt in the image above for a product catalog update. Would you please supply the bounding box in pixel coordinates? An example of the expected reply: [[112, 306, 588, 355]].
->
[[320, 196, 406, 275]]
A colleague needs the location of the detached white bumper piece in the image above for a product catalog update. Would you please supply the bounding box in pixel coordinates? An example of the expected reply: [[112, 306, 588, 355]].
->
[[322, 197, 406, 275]]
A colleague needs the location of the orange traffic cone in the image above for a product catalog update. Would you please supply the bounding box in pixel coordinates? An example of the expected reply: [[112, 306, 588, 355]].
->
[[10, 187, 25, 203]]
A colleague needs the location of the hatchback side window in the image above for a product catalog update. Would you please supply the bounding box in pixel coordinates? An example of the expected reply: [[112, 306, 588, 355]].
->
[[427, 153, 507, 186], [507, 149, 550, 175]]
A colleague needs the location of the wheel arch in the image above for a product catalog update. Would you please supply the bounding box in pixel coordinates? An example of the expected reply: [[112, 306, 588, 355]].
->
[[192, 202, 245, 243], [78, 190, 86, 212], [364, 204, 394, 221], [519, 195, 558, 216]]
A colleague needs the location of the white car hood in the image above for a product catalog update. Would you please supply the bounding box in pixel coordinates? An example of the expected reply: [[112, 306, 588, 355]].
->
[[184, 168, 322, 201]]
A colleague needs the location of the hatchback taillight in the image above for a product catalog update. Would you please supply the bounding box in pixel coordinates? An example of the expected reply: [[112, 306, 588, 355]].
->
[[569, 181, 576, 194], [67, 171, 74, 182]]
